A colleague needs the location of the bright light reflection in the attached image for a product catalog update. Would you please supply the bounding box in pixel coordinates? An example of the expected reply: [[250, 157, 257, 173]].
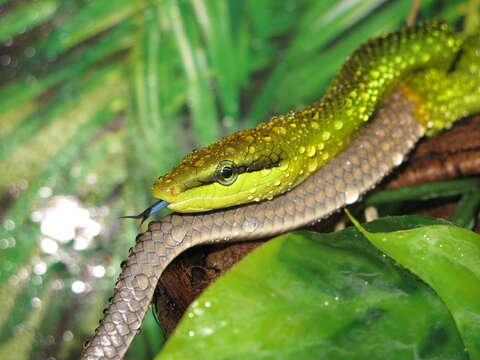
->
[[92, 265, 106, 278], [83, 221, 101, 238], [34, 196, 102, 251], [73, 235, 90, 251], [33, 262, 47, 275], [40, 197, 91, 242], [71, 280, 86, 293], [40, 238, 58, 254], [31, 297, 42, 308]]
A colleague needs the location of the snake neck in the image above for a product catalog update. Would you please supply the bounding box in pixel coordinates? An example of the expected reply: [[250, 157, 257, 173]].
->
[[251, 21, 461, 193]]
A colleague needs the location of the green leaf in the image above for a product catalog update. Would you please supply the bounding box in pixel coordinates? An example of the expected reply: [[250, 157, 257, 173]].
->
[[365, 178, 480, 205], [157, 216, 470, 360], [165, 0, 220, 145], [0, 0, 59, 44], [41, 0, 145, 57], [191, 0, 245, 120], [348, 214, 480, 359], [129, 5, 184, 179], [451, 190, 480, 229]]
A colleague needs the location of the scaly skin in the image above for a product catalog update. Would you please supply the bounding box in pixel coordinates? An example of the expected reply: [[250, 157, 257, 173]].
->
[[81, 23, 480, 359], [82, 89, 423, 360], [152, 21, 462, 213]]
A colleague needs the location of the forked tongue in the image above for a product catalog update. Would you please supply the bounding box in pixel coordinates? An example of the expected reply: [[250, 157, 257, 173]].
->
[[120, 200, 170, 226]]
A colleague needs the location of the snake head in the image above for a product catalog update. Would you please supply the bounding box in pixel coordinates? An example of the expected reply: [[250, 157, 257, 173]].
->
[[151, 125, 299, 213]]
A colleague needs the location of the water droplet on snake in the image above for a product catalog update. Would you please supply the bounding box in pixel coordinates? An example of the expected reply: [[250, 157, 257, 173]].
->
[[345, 187, 360, 204], [279, 162, 289, 171], [392, 152, 404, 166], [334, 120, 344, 130], [306, 145, 316, 157], [308, 158, 318, 172]]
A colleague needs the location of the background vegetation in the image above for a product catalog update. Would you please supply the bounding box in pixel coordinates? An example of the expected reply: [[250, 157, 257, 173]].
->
[[0, 0, 476, 359]]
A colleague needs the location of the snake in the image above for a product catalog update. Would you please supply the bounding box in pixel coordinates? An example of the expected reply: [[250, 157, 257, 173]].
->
[[81, 21, 480, 359]]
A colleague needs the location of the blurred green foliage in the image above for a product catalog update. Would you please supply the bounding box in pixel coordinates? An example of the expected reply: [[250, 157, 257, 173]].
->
[[0, 0, 475, 359]]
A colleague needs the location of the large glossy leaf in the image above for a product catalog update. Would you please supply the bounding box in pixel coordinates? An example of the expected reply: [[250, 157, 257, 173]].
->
[[157, 216, 478, 359], [349, 215, 480, 359]]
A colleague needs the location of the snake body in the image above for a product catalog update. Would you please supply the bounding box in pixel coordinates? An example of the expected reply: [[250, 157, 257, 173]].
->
[[150, 22, 461, 213], [82, 22, 480, 359]]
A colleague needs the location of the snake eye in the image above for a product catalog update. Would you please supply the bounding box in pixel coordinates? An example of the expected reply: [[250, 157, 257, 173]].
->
[[214, 160, 238, 186]]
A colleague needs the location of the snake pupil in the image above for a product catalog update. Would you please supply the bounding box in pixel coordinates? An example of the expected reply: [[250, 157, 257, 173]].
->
[[221, 166, 233, 179], [215, 160, 238, 186]]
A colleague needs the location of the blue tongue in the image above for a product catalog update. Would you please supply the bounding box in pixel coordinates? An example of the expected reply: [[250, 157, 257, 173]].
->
[[120, 200, 170, 225], [149, 200, 170, 215]]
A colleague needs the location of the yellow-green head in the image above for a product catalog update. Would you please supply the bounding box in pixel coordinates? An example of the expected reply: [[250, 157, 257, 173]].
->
[[152, 124, 297, 212]]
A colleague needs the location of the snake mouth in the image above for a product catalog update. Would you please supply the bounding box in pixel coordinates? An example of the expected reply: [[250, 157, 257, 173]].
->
[[120, 199, 170, 226]]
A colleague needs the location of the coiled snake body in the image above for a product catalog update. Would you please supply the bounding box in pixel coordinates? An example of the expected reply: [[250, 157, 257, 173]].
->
[[82, 22, 480, 359]]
